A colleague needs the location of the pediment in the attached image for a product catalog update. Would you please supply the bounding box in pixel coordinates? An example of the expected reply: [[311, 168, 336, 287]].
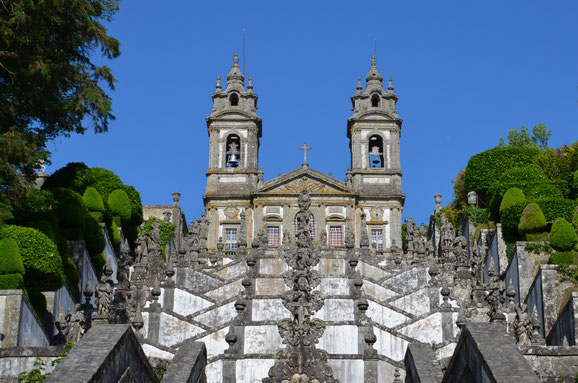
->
[[257, 167, 352, 195]]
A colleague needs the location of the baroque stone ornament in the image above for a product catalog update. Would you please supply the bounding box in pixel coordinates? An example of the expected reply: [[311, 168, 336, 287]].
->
[[264, 190, 338, 383]]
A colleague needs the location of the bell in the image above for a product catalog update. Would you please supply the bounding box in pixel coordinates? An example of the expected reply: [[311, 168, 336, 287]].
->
[[229, 153, 238, 164], [372, 155, 381, 165]]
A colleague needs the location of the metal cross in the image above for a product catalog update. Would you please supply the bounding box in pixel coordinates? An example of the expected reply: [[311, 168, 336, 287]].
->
[[299, 142, 311, 165]]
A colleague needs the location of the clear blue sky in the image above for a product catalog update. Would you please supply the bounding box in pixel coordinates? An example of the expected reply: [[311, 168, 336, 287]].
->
[[45, 1, 578, 225]]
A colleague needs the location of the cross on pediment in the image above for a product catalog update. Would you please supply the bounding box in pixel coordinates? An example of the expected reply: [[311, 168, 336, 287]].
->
[[299, 142, 311, 167]]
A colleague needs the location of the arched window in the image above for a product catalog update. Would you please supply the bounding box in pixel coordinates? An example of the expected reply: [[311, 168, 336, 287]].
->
[[371, 94, 380, 107], [294, 213, 315, 239], [226, 134, 241, 168], [229, 93, 239, 107], [368, 135, 384, 168]]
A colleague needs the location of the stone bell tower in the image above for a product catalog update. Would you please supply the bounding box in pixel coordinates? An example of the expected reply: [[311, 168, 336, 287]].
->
[[347, 55, 404, 248], [205, 53, 262, 196]]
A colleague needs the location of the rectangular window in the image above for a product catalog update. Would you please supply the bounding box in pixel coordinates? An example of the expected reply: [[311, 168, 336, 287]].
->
[[267, 226, 280, 247], [329, 226, 343, 247], [225, 228, 238, 251], [371, 229, 384, 251]]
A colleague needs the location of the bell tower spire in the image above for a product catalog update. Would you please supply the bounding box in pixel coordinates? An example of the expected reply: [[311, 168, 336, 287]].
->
[[346, 55, 404, 248], [205, 53, 262, 193]]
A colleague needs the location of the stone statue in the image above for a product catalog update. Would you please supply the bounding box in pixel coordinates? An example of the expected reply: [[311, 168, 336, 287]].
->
[[513, 304, 532, 346], [453, 230, 468, 264], [440, 217, 455, 249]]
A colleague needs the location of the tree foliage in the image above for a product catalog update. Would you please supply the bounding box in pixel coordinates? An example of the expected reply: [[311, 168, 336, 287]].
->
[[497, 123, 552, 149], [0, 0, 120, 221]]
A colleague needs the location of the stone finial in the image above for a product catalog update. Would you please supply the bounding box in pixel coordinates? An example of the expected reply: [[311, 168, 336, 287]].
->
[[226, 52, 244, 88], [247, 75, 253, 93], [356, 77, 362, 94], [434, 194, 442, 212], [365, 55, 383, 89], [172, 191, 181, 205], [440, 285, 451, 309], [83, 280, 93, 304], [467, 191, 478, 206], [387, 77, 394, 94], [216, 75, 222, 91]]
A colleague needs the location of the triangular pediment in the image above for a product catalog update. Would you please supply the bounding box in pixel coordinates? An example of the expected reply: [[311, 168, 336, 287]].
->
[[257, 167, 352, 195]]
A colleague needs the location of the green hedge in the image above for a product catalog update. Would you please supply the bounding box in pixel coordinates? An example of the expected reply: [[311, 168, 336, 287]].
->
[[123, 185, 143, 226], [488, 179, 568, 220], [83, 215, 105, 267], [500, 187, 525, 213], [464, 147, 540, 194], [83, 187, 105, 212], [466, 206, 489, 226], [549, 218, 578, 251], [108, 189, 132, 224], [518, 203, 547, 236], [0, 273, 24, 289], [41, 162, 89, 193], [499, 166, 547, 184], [548, 251, 574, 265], [500, 202, 528, 242], [27, 289, 47, 317], [111, 220, 122, 246], [80, 167, 125, 200], [63, 255, 80, 288], [534, 198, 577, 222], [0, 226, 64, 291], [52, 188, 87, 228], [0, 238, 25, 274]]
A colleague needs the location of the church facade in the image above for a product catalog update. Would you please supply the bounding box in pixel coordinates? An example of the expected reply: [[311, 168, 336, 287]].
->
[[203, 54, 405, 255]]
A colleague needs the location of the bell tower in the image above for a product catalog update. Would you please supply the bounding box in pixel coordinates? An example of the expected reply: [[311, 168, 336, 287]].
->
[[347, 56, 404, 248], [205, 53, 262, 196]]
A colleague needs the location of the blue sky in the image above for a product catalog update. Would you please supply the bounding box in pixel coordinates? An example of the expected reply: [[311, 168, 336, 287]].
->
[[46, 1, 578, 225]]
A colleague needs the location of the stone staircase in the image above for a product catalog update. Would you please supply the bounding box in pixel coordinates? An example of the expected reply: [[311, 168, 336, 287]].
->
[[138, 248, 460, 383]]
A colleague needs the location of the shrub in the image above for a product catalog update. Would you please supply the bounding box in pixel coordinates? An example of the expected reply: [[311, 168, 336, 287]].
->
[[500, 202, 528, 242], [466, 206, 489, 226], [534, 198, 577, 223], [0, 238, 25, 274], [108, 189, 132, 224], [123, 185, 143, 226], [499, 166, 547, 184], [549, 218, 578, 251], [518, 203, 547, 237], [574, 169, 578, 194], [500, 187, 526, 213], [526, 232, 549, 241], [83, 215, 105, 261], [80, 168, 124, 200], [83, 187, 105, 212], [41, 162, 89, 192], [464, 147, 540, 195], [573, 206, 578, 228], [90, 211, 104, 223], [0, 273, 24, 289], [93, 252, 106, 272], [111, 220, 122, 246], [527, 183, 564, 200], [52, 188, 87, 228], [548, 252, 574, 265], [0, 225, 64, 291]]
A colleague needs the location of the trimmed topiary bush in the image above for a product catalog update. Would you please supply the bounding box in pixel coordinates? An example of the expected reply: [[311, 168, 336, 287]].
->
[[27, 289, 47, 317], [534, 198, 577, 223], [0, 274, 24, 290], [111, 220, 122, 246], [0, 238, 25, 274], [83, 187, 105, 212], [123, 185, 143, 226], [464, 147, 540, 195], [0, 225, 64, 291], [83, 215, 105, 264], [80, 167, 124, 200], [108, 189, 132, 225], [0, 238, 25, 290], [52, 188, 87, 228], [41, 162, 89, 193], [500, 201, 528, 242], [500, 187, 526, 213], [548, 252, 574, 265], [527, 183, 564, 200], [549, 218, 578, 251], [63, 255, 80, 288], [518, 203, 548, 238]]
